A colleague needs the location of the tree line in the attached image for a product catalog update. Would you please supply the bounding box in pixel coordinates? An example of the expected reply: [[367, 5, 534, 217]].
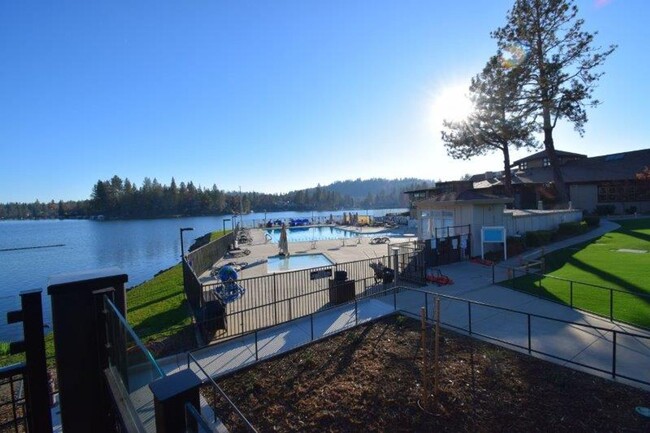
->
[[0, 176, 430, 220]]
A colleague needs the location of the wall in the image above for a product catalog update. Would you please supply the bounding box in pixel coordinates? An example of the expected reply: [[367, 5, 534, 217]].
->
[[470, 204, 506, 254], [417, 202, 583, 257], [503, 209, 583, 236], [569, 184, 598, 213]]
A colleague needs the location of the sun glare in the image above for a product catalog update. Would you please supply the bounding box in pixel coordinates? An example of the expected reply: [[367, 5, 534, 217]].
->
[[430, 84, 474, 126]]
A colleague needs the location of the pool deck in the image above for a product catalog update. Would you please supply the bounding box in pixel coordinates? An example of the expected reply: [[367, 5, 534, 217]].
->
[[199, 224, 416, 281]]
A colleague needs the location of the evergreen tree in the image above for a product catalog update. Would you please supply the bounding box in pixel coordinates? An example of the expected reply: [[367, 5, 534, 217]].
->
[[442, 54, 538, 197], [492, 0, 616, 203]]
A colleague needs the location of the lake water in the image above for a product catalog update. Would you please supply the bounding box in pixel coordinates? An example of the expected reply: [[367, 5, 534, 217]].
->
[[0, 208, 405, 340]]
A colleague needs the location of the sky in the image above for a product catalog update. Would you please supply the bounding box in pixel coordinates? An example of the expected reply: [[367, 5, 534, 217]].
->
[[1, 0, 648, 203]]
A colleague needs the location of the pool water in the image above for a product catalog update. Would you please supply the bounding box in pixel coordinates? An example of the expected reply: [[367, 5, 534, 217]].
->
[[266, 226, 365, 243], [267, 253, 334, 272]]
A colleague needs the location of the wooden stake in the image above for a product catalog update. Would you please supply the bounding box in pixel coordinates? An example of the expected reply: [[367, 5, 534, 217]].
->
[[420, 307, 428, 408], [433, 296, 441, 404]]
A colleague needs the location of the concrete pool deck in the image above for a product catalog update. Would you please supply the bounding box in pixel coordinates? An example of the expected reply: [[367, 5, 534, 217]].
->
[[199, 224, 417, 281]]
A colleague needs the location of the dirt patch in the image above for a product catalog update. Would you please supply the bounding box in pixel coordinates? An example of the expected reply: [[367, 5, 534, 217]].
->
[[206, 315, 650, 433]]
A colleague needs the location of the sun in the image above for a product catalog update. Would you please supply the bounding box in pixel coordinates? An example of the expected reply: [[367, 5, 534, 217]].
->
[[430, 84, 474, 125]]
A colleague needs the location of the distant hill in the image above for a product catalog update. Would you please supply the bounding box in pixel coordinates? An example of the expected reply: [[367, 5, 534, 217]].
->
[[325, 178, 433, 201], [298, 177, 434, 209]]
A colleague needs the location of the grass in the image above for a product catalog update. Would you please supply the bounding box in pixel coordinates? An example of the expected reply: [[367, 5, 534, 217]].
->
[[126, 263, 193, 342], [507, 217, 650, 328]]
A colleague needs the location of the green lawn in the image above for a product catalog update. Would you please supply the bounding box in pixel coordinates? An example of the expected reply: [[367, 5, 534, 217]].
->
[[507, 218, 650, 328], [126, 263, 193, 342]]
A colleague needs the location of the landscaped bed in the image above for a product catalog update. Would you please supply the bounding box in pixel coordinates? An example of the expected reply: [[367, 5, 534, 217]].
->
[[206, 315, 650, 432]]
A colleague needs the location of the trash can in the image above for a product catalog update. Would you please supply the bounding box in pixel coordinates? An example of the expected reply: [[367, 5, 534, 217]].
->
[[382, 268, 395, 284], [329, 278, 355, 304]]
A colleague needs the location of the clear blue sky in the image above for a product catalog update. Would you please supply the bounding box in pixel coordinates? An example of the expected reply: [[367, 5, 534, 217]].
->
[[1, 0, 647, 202]]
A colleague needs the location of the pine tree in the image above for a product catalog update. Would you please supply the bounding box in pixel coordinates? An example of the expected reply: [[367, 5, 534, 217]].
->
[[492, 0, 616, 203]]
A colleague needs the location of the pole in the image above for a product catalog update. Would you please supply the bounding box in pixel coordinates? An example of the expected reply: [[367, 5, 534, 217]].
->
[[239, 186, 244, 228], [420, 307, 428, 409], [433, 296, 441, 405], [180, 229, 185, 259], [180, 227, 194, 259]]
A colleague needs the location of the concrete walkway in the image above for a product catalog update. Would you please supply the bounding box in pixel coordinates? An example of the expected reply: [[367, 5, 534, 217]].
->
[[132, 218, 649, 429]]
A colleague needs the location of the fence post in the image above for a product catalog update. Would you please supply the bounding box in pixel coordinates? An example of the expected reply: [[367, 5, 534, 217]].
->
[[570, 281, 573, 308], [254, 331, 259, 361], [467, 302, 472, 335], [310, 314, 314, 341], [492, 265, 495, 284], [425, 292, 429, 320], [609, 289, 614, 321], [527, 315, 532, 354], [149, 369, 202, 433], [612, 331, 617, 378], [289, 299, 292, 321], [392, 247, 400, 286], [273, 273, 278, 325], [47, 268, 128, 433], [355, 299, 358, 326], [393, 288, 397, 310], [7, 290, 52, 433]]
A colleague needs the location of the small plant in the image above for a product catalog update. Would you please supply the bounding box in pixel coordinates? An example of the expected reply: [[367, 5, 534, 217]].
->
[[595, 205, 616, 216], [583, 215, 600, 227], [525, 230, 555, 247], [0, 342, 10, 356], [558, 221, 588, 236], [395, 314, 407, 327]]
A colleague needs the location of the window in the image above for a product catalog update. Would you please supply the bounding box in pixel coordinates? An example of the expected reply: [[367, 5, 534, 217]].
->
[[419, 210, 455, 239], [543, 157, 551, 167], [597, 181, 649, 202], [520, 161, 528, 170]]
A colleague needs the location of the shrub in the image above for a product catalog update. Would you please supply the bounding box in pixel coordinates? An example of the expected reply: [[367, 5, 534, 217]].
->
[[625, 206, 638, 215], [558, 221, 588, 236], [525, 230, 555, 247], [583, 215, 600, 227], [507, 236, 526, 256], [595, 205, 616, 216]]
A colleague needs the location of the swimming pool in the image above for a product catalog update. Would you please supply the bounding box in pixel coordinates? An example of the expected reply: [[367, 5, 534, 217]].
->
[[265, 226, 371, 243], [267, 253, 334, 272]]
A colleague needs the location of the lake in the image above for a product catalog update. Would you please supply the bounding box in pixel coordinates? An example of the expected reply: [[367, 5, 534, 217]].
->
[[0, 208, 405, 340]]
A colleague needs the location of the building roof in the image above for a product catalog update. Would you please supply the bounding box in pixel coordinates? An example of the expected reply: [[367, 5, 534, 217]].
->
[[473, 148, 650, 188], [511, 149, 587, 166], [416, 189, 513, 207]]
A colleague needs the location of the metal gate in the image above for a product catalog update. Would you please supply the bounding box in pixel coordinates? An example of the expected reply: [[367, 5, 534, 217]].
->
[[392, 241, 427, 285], [425, 225, 471, 267]]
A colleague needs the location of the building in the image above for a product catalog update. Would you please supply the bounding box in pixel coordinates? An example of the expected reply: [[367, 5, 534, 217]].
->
[[407, 148, 650, 215], [403, 148, 649, 259]]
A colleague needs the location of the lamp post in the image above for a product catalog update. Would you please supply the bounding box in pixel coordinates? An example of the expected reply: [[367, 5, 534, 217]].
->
[[222, 218, 231, 234], [180, 227, 194, 259]]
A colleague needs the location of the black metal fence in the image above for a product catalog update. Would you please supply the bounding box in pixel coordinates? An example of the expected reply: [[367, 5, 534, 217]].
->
[[493, 264, 650, 331], [397, 288, 650, 387], [390, 241, 427, 284], [197, 255, 398, 343], [429, 224, 472, 266], [0, 363, 27, 433], [188, 353, 258, 433]]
